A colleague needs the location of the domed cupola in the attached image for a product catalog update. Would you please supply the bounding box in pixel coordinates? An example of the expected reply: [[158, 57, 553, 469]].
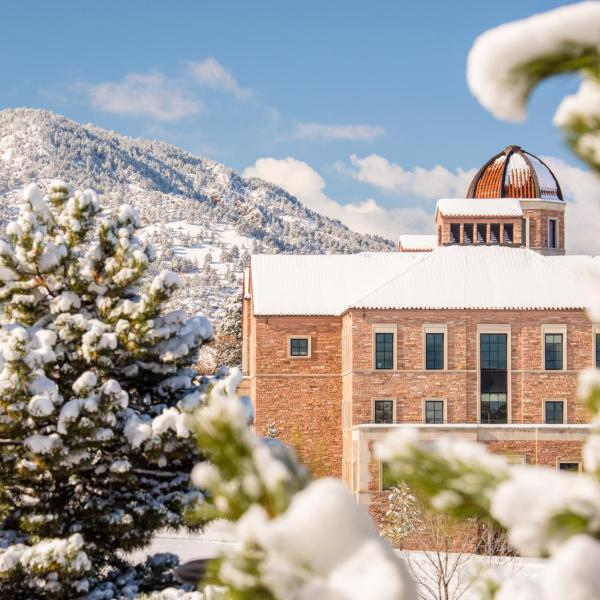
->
[[466, 145, 563, 201]]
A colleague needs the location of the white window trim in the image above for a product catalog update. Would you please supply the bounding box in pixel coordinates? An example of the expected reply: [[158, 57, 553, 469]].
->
[[547, 217, 559, 249], [372, 324, 397, 371], [372, 397, 397, 424], [503, 454, 527, 465], [287, 335, 311, 359], [423, 324, 448, 370], [593, 325, 600, 368], [556, 460, 582, 472], [477, 324, 512, 423], [422, 398, 447, 424], [542, 324, 567, 371], [543, 399, 567, 424]]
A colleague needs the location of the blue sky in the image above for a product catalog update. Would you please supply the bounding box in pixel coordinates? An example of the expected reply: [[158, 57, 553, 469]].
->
[[1, 0, 597, 249]]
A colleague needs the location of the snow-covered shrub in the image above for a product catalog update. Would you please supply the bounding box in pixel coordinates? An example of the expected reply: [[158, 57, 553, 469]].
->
[[185, 372, 417, 600], [0, 181, 213, 596]]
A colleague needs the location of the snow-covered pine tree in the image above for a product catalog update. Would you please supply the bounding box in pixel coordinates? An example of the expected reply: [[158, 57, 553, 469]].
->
[[0, 181, 213, 598], [213, 290, 242, 369]]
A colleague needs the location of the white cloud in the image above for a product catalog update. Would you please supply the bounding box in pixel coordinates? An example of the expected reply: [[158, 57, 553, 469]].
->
[[243, 157, 431, 241], [543, 156, 600, 255], [85, 72, 201, 121], [292, 122, 384, 142], [186, 57, 250, 99], [346, 153, 476, 198]]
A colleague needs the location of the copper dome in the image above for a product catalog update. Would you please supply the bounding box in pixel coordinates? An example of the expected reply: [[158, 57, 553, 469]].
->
[[467, 145, 563, 200]]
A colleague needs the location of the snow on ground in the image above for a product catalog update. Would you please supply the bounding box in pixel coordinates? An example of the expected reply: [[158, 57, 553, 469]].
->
[[136, 530, 545, 596]]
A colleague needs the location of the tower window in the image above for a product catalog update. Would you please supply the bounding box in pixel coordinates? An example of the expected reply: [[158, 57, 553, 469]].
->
[[463, 223, 474, 245], [545, 333, 564, 370], [548, 218, 557, 248], [490, 224, 500, 245], [545, 400, 564, 424], [450, 223, 461, 244], [504, 224, 514, 244], [374, 400, 394, 424], [477, 223, 487, 244], [521, 218, 529, 247]]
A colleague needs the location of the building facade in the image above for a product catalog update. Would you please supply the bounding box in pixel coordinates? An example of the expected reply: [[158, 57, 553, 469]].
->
[[242, 146, 600, 529]]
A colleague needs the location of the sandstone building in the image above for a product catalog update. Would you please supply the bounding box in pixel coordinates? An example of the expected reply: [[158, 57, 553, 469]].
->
[[242, 145, 600, 524]]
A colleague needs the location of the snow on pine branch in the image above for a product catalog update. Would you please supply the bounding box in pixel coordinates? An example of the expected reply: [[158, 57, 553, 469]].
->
[[467, 2, 600, 122], [185, 373, 417, 600]]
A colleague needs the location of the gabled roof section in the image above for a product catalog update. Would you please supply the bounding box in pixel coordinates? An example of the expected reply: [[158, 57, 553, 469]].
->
[[250, 252, 421, 315], [398, 234, 437, 251], [436, 198, 523, 217], [351, 246, 595, 311]]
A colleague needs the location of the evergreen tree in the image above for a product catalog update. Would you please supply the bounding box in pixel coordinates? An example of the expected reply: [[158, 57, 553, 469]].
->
[[0, 181, 212, 598], [213, 290, 242, 368]]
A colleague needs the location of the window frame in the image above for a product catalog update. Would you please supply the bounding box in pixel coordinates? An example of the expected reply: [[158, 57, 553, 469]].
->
[[477, 324, 512, 424], [489, 223, 501, 245], [542, 324, 567, 371], [449, 223, 461, 244], [423, 398, 446, 424], [476, 223, 487, 244], [544, 399, 566, 425], [380, 461, 396, 491], [521, 217, 530, 247], [557, 460, 581, 472], [548, 217, 558, 249], [504, 223, 514, 245], [423, 324, 447, 371], [372, 398, 396, 424], [287, 335, 311, 359], [372, 324, 397, 371], [463, 223, 474, 245]]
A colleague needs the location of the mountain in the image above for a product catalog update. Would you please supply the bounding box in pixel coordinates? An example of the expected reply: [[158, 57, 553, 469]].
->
[[0, 108, 393, 326]]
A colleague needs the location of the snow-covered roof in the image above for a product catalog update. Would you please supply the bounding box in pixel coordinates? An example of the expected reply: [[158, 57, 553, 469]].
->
[[250, 246, 597, 315], [398, 234, 437, 250], [436, 198, 523, 217], [250, 253, 420, 315]]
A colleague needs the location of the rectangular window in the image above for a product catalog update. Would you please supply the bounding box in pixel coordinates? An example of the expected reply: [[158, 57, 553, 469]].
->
[[425, 400, 444, 424], [545, 400, 564, 424], [375, 332, 394, 370], [477, 223, 487, 244], [521, 219, 528, 246], [450, 223, 461, 244], [425, 333, 444, 370], [490, 223, 500, 245], [381, 462, 395, 490], [559, 462, 580, 472], [289, 337, 310, 357], [374, 400, 394, 424], [463, 223, 474, 245], [504, 223, 514, 244], [548, 219, 557, 249], [480, 333, 508, 424], [596, 332, 600, 368], [545, 333, 563, 370]]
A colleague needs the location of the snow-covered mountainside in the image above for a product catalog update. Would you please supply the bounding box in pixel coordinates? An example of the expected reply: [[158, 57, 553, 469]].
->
[[0, 108, 393, 321]]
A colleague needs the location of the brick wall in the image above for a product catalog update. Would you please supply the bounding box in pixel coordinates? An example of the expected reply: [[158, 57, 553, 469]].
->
[[250, 315, 343, 478]]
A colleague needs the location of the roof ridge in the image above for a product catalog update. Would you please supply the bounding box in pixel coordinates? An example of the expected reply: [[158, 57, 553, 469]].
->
[[347, 247, 438, 309]]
